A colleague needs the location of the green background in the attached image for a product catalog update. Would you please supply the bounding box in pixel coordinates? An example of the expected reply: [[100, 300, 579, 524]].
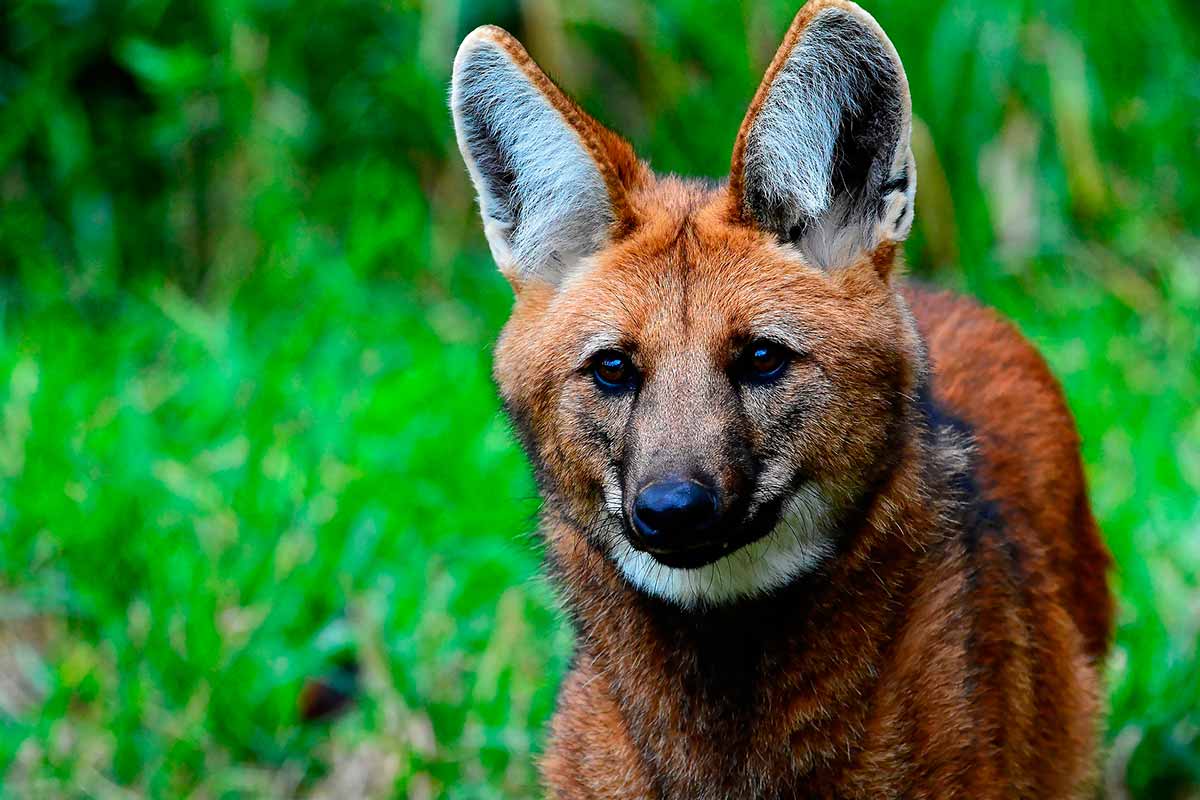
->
[[1, 0, 1197, 796]]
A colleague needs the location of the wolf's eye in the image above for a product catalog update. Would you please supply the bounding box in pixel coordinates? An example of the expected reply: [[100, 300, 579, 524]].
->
[[742, 339, 790, 383], [592, 350, 636, 391]]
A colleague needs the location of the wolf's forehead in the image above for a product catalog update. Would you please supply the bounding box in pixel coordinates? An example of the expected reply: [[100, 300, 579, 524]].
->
[[586, 226, 819, 336]]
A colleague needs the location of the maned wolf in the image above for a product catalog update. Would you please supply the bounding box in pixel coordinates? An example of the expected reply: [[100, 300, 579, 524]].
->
[[451, 1, 1113, 797]]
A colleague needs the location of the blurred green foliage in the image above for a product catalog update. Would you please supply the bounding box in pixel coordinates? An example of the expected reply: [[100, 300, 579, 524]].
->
[[1, 0, 1198, 796]]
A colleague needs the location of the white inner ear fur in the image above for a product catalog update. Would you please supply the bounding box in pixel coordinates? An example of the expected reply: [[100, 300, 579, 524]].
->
[[451, 32, 614, 283], [742, 7, 917, 269]]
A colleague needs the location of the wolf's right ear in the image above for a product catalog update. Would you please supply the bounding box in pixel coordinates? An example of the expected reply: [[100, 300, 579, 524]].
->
[[451, 26, 642, 288]]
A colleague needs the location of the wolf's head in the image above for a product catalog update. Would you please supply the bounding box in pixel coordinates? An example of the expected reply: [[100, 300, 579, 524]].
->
[[452, 0, 923, 607]]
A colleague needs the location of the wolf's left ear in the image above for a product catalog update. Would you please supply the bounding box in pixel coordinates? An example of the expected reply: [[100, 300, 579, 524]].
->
[[452, 26, 643, 287], [730, 0, 916, 273]]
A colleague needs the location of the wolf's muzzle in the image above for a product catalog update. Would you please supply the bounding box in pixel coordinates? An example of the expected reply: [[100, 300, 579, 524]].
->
[[629, 477, 721, 555]]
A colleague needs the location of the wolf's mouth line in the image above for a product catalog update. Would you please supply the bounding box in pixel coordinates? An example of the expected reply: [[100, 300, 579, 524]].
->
[[615, 496, 791, 570]]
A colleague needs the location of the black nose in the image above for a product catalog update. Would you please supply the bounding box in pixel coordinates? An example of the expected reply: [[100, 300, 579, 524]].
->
[[631, 479, 720, 551]]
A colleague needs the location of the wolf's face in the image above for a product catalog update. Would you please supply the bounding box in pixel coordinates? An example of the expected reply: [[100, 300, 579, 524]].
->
[[494, 201, 919, 605], [452, 1, 921, 606]]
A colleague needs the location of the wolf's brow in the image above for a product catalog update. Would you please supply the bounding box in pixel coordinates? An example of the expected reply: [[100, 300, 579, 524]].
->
[[749, 321, 811, 354], [574, 332, 627, 369]]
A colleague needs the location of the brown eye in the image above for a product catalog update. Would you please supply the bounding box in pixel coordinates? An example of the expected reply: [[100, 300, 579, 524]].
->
[[593, 350, 636, 391], [743, 339, 790, 383]]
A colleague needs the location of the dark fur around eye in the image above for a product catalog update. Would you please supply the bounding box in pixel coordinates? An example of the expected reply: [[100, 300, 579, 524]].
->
[[591, 349, 638, 393], [740, 339, 791, 384]]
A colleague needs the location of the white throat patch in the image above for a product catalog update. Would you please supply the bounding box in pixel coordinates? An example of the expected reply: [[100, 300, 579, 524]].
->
[[606, 483, 837, 607]]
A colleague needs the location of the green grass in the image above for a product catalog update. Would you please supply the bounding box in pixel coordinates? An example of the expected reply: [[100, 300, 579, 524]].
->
[[1, 0, 1198, 796]]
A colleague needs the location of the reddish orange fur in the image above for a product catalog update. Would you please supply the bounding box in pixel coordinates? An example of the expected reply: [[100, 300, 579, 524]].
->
[[509, 185, 1112, 799], [460, 3, 1113, 797]]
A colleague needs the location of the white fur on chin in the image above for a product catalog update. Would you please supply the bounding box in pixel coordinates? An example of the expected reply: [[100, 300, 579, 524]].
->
[[607, 483, 837, 608]]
